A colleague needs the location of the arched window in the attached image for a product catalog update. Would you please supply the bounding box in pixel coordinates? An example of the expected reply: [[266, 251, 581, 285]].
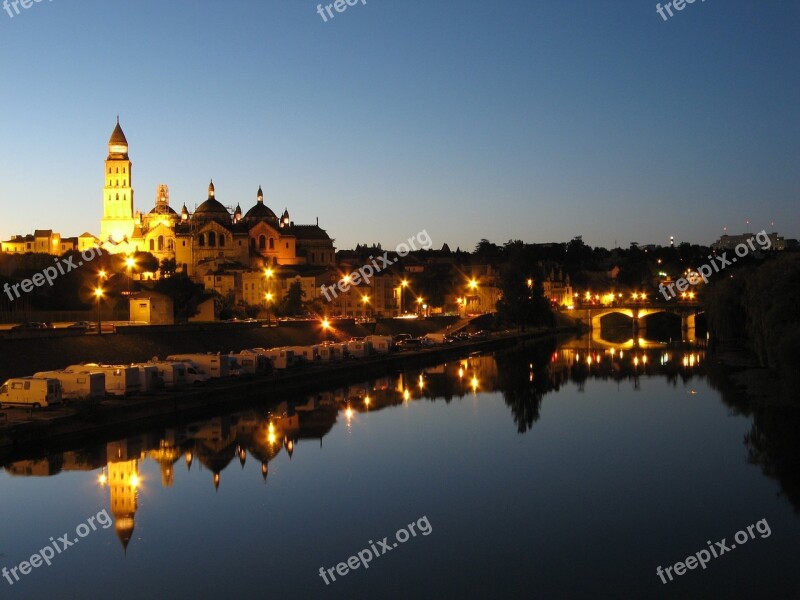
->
[[149, 239, 155, 251], [115, 168, 119, 174], [259, 235, 266, 250], [250, 238, 256, 248], [158, 236, 164, 251], [208, 231, 216, 247], [219, 234, 226, 247], [168, 239, 174, 250], [269, 238, 275, 250], [115, 193, 119, 200], [198, 234, 205, 247]]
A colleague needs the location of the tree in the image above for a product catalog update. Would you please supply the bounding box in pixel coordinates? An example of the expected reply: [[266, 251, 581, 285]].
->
[[496, 246, 553, 330], [154, 273, 205, 323], [281, 281, 305, 316], [159, 258, 177, 278]]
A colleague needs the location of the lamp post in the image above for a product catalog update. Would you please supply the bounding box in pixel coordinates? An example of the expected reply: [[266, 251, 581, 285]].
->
[[96, 270, 106, 335], [400, 279, 408, 315], [468, 278, 479, 313], [264, 268, 273, 326], [94, 287, 104, 335], [125, 256, 136, 297], [361, 294, 370, 318], [417, 296, 423, 316], [265, 292, 274, 327]]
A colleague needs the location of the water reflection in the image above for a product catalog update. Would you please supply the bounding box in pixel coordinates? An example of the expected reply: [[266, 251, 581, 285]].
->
[[4, 335, 798, 559]]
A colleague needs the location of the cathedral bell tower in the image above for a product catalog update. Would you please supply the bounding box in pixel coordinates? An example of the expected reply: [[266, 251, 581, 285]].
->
[[100, 117, 135, 244]]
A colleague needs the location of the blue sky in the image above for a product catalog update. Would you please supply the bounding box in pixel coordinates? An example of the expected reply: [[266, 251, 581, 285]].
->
[[0, 0, 797, 250]]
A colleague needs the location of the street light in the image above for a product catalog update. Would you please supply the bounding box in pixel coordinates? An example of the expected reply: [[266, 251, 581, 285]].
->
[[264, 292, 274, 327], [94, 286, 104, 335], [361, 294, 370, 318], [125, 256, 136, 297], [400, 279, 408, 314], [264, 268, 274, 326], [417, 296, 423, 316]]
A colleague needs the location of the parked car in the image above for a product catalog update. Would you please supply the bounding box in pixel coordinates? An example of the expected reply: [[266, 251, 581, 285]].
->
[[68, 321, 97, 332], [393, 334, 413, 344], [11, 322, 48, 330], [396, 338, 423, 351]]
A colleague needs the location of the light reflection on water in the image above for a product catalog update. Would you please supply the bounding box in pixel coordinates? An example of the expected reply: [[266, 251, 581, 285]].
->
[[1, 337, 798, 600]]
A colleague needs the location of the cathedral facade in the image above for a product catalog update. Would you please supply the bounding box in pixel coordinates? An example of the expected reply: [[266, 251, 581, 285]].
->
[[97, 120, 335, 278]]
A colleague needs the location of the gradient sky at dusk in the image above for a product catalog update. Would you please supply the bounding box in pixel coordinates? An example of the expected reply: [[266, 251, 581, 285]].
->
[[0, 0, 797, 251]]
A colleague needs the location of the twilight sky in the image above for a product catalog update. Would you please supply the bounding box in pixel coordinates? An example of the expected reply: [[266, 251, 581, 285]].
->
[[0, 0, 797, 251]]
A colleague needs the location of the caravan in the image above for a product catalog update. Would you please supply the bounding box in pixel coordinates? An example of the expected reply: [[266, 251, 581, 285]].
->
[[147, 361, 188, 389], [283, 346, 320, 364], [365, 335, 393, 354], [33, 370, 105, 401], [229, 351, 270, 376], [131, 364, 163, 394], [66, 364, 139, 397], [166, 354, 232, 379], [344, 340, 370, 358], [251, 348, 295, 370]]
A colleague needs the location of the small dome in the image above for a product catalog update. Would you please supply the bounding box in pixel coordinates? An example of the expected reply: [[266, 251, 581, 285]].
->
[[208, 179, 215, 198], [257, 186, 264, 202], [109, 117, 128, 146]]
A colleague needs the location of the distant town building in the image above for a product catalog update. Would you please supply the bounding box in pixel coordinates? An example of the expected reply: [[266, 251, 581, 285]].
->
[[712, 232, 786, 252]]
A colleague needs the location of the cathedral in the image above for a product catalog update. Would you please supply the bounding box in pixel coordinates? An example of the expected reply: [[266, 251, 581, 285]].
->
[[98, 119, 335, 277]]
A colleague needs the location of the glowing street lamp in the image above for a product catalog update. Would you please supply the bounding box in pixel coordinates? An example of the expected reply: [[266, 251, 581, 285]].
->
[[125, 256, 136, 296], [94, 286, 104, 335], [400, 279, 409, 314], [263, 268, 274, 326]]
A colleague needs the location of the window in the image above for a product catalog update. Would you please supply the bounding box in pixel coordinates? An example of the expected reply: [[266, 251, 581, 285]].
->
[[116, 168, 119, 174], [208, 231, 216, 247], [198, 234, 205, 247], [149, 239, 155, 251], [116, 194, 119, 201], [139, 303, 147, 308], [269, 238, 275, 250], [250, 238, 256, 248], [259, 235, 266, 250], [219, 234, 226, 247], [158, 236, 164, 251], [168, 239, 174, 250]]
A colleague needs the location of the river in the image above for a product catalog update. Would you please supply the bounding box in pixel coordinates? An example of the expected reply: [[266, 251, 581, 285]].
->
[[1, 336, 798, 599]]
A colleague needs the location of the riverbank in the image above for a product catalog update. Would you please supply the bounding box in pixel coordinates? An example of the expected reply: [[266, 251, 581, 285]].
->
[[0, 327, 575, 461]]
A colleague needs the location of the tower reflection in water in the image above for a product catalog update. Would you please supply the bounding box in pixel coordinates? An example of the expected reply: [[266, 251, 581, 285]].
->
[[3, 339, 723, 553]]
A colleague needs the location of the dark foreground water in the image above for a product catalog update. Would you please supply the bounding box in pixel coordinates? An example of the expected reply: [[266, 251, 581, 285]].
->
[[1, 337, 799, 599]]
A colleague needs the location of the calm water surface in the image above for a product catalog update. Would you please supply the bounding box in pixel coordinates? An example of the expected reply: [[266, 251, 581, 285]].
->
[[1, 338, 798, 599]]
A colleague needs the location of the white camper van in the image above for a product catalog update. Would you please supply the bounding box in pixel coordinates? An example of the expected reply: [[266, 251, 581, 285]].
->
[[166, 354, 232, 379], [148, 361, 188, 389], [0, 377, 63, 408], [230, 352, 270, 376], [344, 340, 370, 358], [160, 359, 210, 385], [66, 364, 139, 397], [131, 364, 162, 394], [365, 335, 393, 354], [318, 344, 342, 361], [33, 370, 105, 401], [283, 346, 320, 364], [251, 348, 295, 370]]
